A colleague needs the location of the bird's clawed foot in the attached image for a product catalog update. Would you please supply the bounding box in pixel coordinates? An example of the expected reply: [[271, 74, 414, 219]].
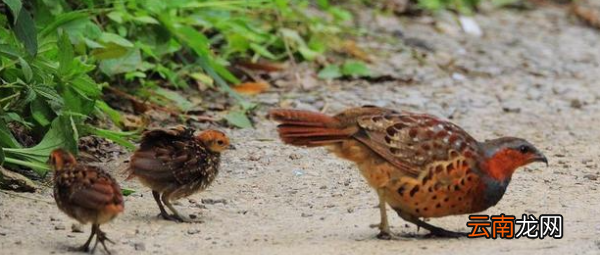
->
[[370, 223, 393, 240], [157, 212, 198, 223], [91, 229, 114, 254], [78, 244, 91, 253], [157, 212, 184, 222]]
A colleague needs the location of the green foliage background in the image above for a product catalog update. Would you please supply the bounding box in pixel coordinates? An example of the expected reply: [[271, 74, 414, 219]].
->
[[0, 0, 484, 178]]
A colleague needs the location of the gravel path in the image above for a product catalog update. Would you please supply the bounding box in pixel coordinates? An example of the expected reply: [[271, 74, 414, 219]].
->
[[1, 5, 599, 255]]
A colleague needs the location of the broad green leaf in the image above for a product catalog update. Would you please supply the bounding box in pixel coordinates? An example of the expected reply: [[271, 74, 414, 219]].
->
[[18, 57, 32, 82], [318, 64, 342, 79], [71, 75, 102, 98], [342, 61, 371, 77], [224, 110, 252, 128], [33, 84, 63, 106], [0, 43, 21, 58], [13, 8, 37, 56], [91, 43, 128, 60], [249, 43, 277, 59], [99, 48, 142, 75], [156, 88, 194, 112], [85, 127, 137, 151], [100, 32, 134, 47], [298, 46, 319, 61], [30, 99, 53, 126], [39, 11, 89, 39], [21, 86, 36, 105], [3, 116, 79, 175], [133, 16, 159, 24], [57, 32, 74, 76], [95, 101, 122, 127], [63, 87, 95, 116], [0, 119, 21, 148], [106, 11, 124, 23], [2, 0, 22, 24]]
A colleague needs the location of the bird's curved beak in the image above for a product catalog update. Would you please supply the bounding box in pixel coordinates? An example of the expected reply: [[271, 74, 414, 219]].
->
[[528, 152, 548, 167]]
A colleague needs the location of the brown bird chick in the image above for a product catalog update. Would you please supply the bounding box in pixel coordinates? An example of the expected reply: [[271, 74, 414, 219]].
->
[[127, 127, 230, 222], [270, 106, 547, 239], [50, 149, 124, 254]]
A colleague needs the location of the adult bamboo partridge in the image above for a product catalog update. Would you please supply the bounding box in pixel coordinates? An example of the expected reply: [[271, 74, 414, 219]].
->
[[127, 127, 230, 222], [50, 149, 124, 254], [270, 106, 547, 239]]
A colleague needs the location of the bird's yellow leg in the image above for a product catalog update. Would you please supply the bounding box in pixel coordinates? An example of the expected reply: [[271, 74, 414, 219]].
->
[[369, 188, 392, 240]]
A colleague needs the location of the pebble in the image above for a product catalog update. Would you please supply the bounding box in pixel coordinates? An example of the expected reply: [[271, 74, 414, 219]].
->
[[54, 224, 66, 230], [289, 153, 302, 160], [134, 242, 146, 251], [583, 174, 598, 181], [301, 213, 313, 218], [71, 223, 84, 233], [187, 229, 201, 235], [201, 198, 227, 205]]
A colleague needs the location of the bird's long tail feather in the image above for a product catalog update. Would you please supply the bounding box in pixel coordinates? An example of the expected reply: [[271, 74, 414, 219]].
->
[[269, 109, 353, 147]]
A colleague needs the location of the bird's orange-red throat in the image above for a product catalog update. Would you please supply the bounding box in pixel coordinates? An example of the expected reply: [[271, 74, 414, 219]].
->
[[483, 148, 531, 181], [269, 106, 547, 238]]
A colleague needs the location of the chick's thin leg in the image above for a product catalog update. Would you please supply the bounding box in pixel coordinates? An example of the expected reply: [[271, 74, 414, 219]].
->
[[152, 190, 172, 220], [79, 224, 97, 252], [92, 225, 114, 255], [369, 188, 392, 240], [161, 189, 191, 222]]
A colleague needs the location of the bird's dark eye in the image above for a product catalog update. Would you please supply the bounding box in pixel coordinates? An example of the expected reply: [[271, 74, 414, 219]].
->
[[519, 145, 530, 154], [217, 140, 224, 145]]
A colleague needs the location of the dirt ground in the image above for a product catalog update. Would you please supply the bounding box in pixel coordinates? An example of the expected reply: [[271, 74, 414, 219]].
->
[[2, 4, 600, 255]]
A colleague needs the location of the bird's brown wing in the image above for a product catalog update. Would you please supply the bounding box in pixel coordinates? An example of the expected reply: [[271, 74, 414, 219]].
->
[[130, 131, 212, 185], [58, 165, 123, 213], [354, 112, 481, 177]]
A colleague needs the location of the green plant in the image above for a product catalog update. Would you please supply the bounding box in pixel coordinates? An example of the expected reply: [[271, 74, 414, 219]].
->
[[417, 0, 482, 13], [0, 0, 358, 179], [0, 1, 135, 176]]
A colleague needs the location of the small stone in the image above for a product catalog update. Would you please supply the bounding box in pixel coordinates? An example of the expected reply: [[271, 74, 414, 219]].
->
[[502, 106, 521, 113], [319, 185, 327, 190], [15, 241, 22, 245], [54, 224, 66, 230], [189, 214, 198, 219], [187, 229, 201, 235], [347, 208, 354, 213], [289, 153, 301, 160], [301, 213, 313, 218], [134, 242, 146, 251], [583, 174, 598, 181], [201, 198, 227, 205], [570, 99, 583, 109], [71, 223, 84, 233]]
